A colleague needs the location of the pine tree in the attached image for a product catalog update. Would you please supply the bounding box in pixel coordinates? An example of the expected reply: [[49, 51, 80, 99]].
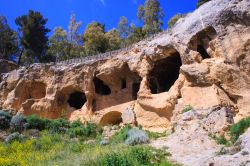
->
[[15, 10, 50, 64]]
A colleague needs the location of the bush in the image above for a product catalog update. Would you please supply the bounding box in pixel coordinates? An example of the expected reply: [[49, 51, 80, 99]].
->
[[130, 146, 151, 165], [182, 105, 193, 113], [0, 110, 12, 129], [26, 115, 51, 131], [67, 122, 101, 138], [125, 128, 149, 146], [48, 118, 69, 133], [5, 132, 25, 143], [101, 153, 131, 166], [111, 125, 132, 143], [10, 113, 26, 132], [230, 116, 250, 142]]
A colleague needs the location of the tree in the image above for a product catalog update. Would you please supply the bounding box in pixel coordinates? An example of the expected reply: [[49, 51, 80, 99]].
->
[[126, 23, 146, 45], [15, 10, 50, 64], [105, 28, 122, 51], [137, 0, 164, 36], [197, 0, 211, 8], [83, 21, 108, 55], [0, 16, 19, 60], [47, 27, 68, 61], [118, 16, 130, 39]]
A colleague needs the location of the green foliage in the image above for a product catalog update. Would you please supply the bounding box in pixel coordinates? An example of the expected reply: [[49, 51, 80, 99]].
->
[[111, 124, 132, 143], [168, 14, 183, 28], [26, 115, 51, 131], [83, 21, 109, 55], [197, 0, 211, 8], [0, 16, 19, 60], [10, 113, 26, 132], [148, 131, 167, 140], [101, 153, 131, 166], [0, 110, 12, 129], [209, 134, 230, 146], [48, 118, 70, 133], [230, 116, 250, 142], [137, 0, 164, 36], [15, 10, 50, 64], [182, 105, 193, 113], [67, 122, 101, 139], [105, 28, 122, 51]]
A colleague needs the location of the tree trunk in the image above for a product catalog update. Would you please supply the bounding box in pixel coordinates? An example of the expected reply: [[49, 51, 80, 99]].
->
[[18, 48, 24, 65]]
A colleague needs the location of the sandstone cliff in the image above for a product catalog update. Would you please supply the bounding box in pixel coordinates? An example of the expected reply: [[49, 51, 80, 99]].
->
[[0, 0, 249, 133]]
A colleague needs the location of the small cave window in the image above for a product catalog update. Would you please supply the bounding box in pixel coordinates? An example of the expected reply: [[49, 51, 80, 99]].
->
[[148, 51, 182, 94], [67, 91, 86, 109], [132, 82, 140, 100], [197, 44, 210, 59], [100, 111, 123, 126], [92, 99, 97, 112], [93, 77, 111, 95], [121, 79, 127, 89]]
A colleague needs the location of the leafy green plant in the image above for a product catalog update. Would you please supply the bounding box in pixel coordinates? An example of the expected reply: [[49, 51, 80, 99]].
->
[[168, 14, 184, 28], [101, 153, 131, 166], [148, 131, 167, 140], [209, 134, 230, 146], [230, 116, 250, 142], [0, 110, 12, 129], [111, 124, 132, 143], [182, 105, 193, 113], [26, 115, 51, 131], [48, 118, 70, 133]]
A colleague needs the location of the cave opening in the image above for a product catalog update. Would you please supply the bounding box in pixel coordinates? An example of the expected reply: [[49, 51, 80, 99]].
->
[[188, 26, 217, 60], [148, 52, 182, 94], [121, 78, 127, 89], [100, 111, 123, 126], [67, 91, 86, 109], [93, 77, 111, 95], [197, 44, 210, 59], [132, 82, 140, 100]]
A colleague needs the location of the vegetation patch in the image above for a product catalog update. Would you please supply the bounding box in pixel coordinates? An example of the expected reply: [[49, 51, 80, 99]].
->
[[230, 116, 250, 143], [182, 105, 193, 113]]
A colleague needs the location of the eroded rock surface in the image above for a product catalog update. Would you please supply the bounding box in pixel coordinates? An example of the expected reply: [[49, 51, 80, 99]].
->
[[0, 0, 249, 133]]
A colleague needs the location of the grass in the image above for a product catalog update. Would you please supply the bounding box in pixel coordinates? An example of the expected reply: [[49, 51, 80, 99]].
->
[[182, 105, 193, 113], [0, 116, 179, 166], [0, 131, 178, 166], [230, 116, 250, 143]]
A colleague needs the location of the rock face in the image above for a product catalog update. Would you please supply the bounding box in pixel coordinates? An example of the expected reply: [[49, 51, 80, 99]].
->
[[0, 0, 249, 133], [0, 60, 18, 79]]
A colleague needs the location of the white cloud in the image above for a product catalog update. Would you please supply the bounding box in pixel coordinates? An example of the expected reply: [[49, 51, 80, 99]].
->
[[100, 0, 106, 6]]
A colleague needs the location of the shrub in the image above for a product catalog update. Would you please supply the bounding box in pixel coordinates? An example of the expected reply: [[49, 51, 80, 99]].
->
[[0, 110, 12, 129], [125, 128, 149, 146], [26, 115, 51, 130], [101, 153, 131, 166], [230, 116, 250, 142], [10, 113, 26, 132], [182, 105, 193, 113], [67, 122, 102, 138], [111, 125, 132, 143], [148, 131, 167, 140], [130, 146, 151, 165], [5, 132, 25, 143], [48, 118, 69, 133]]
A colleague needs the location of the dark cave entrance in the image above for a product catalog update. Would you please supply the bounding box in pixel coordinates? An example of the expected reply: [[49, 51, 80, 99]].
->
[[197, 44, 211, 59], [188, 26, 217, 60], [93, 77, 111, 95], [121, 78, 127, 89], [132, 82, 141, 100], [100, 111, 123, 126], [67, 91, 86, 109], [148, 52, 182, 94]]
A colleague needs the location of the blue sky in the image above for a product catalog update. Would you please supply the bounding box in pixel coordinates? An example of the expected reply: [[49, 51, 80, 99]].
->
[[0, 0, 197, 34]]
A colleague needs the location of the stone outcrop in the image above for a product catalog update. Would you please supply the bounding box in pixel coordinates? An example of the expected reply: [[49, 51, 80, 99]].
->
[[0, 0, 249, 133], [0, 59, 18, 80]]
